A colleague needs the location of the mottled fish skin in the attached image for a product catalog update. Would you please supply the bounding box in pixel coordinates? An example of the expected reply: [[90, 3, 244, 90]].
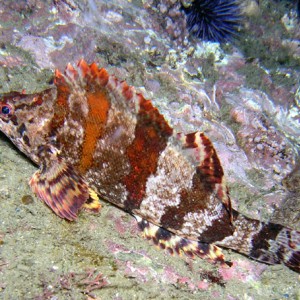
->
[[0, 60, 299, 272]]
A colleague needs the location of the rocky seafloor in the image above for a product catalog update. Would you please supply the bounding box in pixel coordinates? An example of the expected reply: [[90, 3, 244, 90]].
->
[[0, 0, 299, 299]]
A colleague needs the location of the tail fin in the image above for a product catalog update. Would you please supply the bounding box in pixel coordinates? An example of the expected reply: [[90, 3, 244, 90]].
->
[[217, 211, 300, 272], [250, 224, 300, 272]]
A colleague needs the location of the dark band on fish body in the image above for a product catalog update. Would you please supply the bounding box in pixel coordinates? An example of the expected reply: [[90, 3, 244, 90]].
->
[[159, 167, 231, 238], [249, 223, 284, 262], [123, 95, 173, 210], [197, 214, 235, 243]]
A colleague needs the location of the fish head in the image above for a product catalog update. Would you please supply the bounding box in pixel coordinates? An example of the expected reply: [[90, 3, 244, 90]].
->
[[0, 89, 56, 164]]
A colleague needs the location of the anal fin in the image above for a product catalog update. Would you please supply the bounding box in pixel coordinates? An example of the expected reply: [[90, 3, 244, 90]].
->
[[29, 145, 101, 221], [83, 188, 102, 213], [135, 216, 230, 266]]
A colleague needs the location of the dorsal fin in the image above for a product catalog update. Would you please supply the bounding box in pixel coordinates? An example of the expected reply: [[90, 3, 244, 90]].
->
[[176, 131, 232, 220]]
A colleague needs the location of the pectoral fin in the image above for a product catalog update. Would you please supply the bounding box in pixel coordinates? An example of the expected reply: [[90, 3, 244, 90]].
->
[[29, 145, 101, 221]]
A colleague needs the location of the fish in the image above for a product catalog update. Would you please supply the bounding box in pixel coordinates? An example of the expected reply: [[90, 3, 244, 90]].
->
[[0, 59, 299, 273]]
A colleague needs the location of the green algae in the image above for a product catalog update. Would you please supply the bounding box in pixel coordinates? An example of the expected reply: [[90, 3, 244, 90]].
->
[[0, 44, 52, 94], [219, 103, 241, 136], [236, 0, 300, 99], [73, 241, 118, 271], [237, 64, 269, 92], [235, 0, 300, 94], [197, 52, 219, 84]]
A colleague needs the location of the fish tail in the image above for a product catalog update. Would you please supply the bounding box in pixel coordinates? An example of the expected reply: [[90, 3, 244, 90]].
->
[[217, 211, 300, 272]]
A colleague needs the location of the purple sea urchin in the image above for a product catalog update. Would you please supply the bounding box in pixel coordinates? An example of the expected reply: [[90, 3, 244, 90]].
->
[[182, 0, 241, 43]]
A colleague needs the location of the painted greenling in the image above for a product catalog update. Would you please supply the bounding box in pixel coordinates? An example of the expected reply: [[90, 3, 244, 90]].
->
[[0, 60, 299, 273]]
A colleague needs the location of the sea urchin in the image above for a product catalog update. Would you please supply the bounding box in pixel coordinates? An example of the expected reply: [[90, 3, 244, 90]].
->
[[182, 0, 241, 43]]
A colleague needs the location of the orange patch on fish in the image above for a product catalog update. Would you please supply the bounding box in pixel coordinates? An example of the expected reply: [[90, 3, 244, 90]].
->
[[79, 89, 110, 173]]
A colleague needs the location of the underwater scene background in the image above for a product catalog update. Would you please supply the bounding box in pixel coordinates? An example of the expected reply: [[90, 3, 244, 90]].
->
[[0, 0, 299, 299]]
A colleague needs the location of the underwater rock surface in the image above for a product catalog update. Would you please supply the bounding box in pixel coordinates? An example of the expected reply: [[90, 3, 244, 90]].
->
[[0, 0, 299, 299]]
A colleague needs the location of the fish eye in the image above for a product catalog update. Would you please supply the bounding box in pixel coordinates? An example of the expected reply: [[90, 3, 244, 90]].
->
[[0, 104, 13, 118], [2, 105, 10, 114]]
